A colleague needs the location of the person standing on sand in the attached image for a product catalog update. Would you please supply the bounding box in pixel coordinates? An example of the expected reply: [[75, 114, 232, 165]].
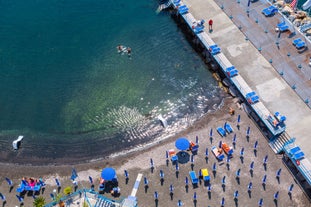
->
[[208, 19, 213, 31]]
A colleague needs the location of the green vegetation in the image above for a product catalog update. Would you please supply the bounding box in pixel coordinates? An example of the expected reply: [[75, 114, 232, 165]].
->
[[63, 186, 73, 195], [33, 196, 46, 207]]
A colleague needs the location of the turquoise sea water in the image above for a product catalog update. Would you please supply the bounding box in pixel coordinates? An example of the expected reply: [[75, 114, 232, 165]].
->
[[0, 0, 224, 164]]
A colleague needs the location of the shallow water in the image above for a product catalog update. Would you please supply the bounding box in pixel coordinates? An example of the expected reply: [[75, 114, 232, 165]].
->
[[0, 0, 225, 164]]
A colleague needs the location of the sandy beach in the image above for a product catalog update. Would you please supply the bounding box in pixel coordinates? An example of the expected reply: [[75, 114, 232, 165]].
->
[[0, 97, 310, 207]]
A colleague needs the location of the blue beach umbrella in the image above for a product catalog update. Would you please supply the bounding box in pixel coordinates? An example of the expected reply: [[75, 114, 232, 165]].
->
[[101, 167, 116, 181], [195, 136, 199, 144], [236, 169, 241, 177], [16, 195, 23, 203], [5, 178, 13, 186], [240, 147, 244, 156], [177, 200, 183, 206], [193, 192, 197, 200], [169, 184, 174, 193], [154, 191, 158, 199], [0, 193, 5, 201], [254, 141, 258, 149], [210, 128, 213, 137], [233, 134, 237, 143], [124, 170, 129, 178], [234, 190, 239, 198], [237, 115, 241, 123], [258, 198, 263, 206], [246, 126, 250, 136], [166, 151, 169, 159], [289, 184, 294, 192], [190, 155, 194, 163], [250, 161, 254, 170], [276, 168, 282, 177], [205, 148, 209, 157], [220, 197, 225, 206], [262, 175, 267, 184], [150, 158, 154, 167], [274, 191, 279, 200], [55, 178, 61, 187], [160, 170, 164, 178], [88, 176, 93, 184], [175, 163, 179, 171], [248, 182, 253, 190], [185, 177, 189, 185], [263, 155, 268, 164], [207, 184, 212, 192], [213, 163, 217, 171], [144, 177, 148, 185], [175, 138, 190, 151], [222, 176, 226, 184], [71, 168, 78, 181]]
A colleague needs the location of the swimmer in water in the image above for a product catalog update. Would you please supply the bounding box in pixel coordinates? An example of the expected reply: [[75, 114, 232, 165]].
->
[[127, 47, 132, 56], [117, 45, 124, 53]]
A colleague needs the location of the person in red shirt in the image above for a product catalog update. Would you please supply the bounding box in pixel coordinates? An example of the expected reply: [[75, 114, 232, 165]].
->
[[208, 19, 213, 31]]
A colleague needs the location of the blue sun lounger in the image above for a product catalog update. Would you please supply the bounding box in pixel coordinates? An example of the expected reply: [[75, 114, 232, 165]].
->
[[248, 95, 259, 104], [224, 123, 233, 133], [217, 127, 226, 137], [226, 66, 239, 77], [289, 146, 301, 155], [178, 5, 189, 15], [246, 91, 256, 99], [296, 41, 306, 49], [292, 38, 302, 46], [293, 151, 305, 160], [209, 44, 221, 55], [279, 24, 289, 32], [262, 5, 278, 17], [194, 25, 204, 34]]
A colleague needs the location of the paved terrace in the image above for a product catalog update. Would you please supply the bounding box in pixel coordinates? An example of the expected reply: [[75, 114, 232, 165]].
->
[[181, 0, 311, 163]]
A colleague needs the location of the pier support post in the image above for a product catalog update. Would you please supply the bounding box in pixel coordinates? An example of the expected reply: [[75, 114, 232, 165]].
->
[[292, 84, 296, 90]]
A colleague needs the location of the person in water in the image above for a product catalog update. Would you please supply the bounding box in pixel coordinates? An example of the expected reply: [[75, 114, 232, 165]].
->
[[117, 45, 124, 53], [127, 47, 132, 56]]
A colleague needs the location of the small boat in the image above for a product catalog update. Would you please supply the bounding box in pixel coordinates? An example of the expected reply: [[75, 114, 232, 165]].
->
[[12, 135, 24, 150], [158, 114, 168, 128], [303, 0, 311, 10]]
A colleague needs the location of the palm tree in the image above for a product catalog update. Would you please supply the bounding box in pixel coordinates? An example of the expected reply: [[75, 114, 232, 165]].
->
[[33, 196, 46, 207]]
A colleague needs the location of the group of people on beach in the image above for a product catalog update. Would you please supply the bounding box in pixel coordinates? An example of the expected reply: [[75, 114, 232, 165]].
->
[[117, 45, 131, 56]]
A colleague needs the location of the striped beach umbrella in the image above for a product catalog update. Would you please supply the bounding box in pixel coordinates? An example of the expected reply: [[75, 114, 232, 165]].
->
[[207, 184, 212, 192], [0, 193, 5, 201], [88, 176, 93, 185], [190, 155, 194, 163], [175, 163, 179, 171], [150, 158, 154, 168], [177, 200, 183, 206], [16, 195, 23, 203]]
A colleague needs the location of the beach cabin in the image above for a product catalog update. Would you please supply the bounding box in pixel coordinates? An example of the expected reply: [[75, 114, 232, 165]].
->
[[211, 146, 225, 161], [222, 142, 233, 157], [200, 168, 210, 183], [189, 171, 199, 187]]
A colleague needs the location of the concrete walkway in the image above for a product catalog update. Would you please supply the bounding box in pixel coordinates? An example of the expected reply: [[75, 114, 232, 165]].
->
[[183, 0, 311, 163]]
